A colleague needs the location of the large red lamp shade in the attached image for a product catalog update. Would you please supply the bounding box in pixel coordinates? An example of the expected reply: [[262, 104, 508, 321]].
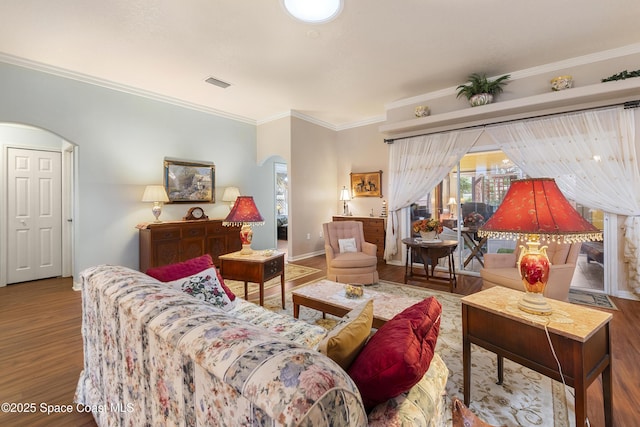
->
[[223, 196, 264, 254], [479, 178, 602, 314]]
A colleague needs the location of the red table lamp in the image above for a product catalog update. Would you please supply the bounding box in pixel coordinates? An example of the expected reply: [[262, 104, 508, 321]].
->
[[478, 178, 603, 315], [223, 196, 264, 255]]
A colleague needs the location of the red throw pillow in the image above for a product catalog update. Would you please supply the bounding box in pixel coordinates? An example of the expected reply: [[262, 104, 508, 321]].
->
[[145, 254, 214, 282], [347, 297, 442, 411], [146, 254, 236, 300]]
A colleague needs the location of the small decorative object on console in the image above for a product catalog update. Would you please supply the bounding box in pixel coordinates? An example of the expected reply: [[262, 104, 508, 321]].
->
[[184, 206, 208, 221], [414, 105, 430, 117], [550, 75, 573, 91], [345, 283, 364, 299]]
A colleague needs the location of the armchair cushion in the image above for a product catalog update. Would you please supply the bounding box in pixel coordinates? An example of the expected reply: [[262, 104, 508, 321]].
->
[[331, 251, 378, 268]]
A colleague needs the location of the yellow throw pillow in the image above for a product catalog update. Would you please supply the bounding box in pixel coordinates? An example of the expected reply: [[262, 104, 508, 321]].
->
[[318, 299, 373, 370]]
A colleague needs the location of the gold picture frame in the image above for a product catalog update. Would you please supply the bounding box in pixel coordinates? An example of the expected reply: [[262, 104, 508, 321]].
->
[[164, 158, 215, 203], [350, 170, 382, 198]]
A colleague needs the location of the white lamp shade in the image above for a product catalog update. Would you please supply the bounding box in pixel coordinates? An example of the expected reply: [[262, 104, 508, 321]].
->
[[142, 185, 169, 203], [222, 186, 241, 202], [339, 187, 351, 201]]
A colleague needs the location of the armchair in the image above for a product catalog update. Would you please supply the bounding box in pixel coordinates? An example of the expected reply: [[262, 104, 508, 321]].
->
[[323, 221, 379, 285], [480, 241, 582, 301]]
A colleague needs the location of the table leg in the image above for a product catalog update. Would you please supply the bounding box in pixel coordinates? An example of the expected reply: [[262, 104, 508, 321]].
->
[[293, 301, 300, 319], [462, 305, 471, 406], [496, 355, 504, 385], [244, 281, 248, 300], [404, 247, 410, 283], [259, 280, 264, 306], [602, 362, 613, 427], [280, 273, 285, 309]]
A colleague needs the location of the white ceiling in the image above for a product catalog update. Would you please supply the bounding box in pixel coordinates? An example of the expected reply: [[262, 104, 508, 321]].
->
[[1, 0, 639, 128]]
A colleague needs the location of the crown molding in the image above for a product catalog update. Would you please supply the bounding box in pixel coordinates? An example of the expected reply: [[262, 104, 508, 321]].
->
[[0, 52, 256, 125]]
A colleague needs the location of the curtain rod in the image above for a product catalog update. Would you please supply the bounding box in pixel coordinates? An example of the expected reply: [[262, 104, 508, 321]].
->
[[383, 99, 639, 144]]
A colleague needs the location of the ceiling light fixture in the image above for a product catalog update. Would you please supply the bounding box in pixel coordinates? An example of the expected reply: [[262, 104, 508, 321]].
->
[[282, 0, 343, 24]]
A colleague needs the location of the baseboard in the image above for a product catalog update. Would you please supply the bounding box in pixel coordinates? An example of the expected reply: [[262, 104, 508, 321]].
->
[[616, 289, 640, 301], [72, 280, 82, 291], [287, 249, 325, 262]]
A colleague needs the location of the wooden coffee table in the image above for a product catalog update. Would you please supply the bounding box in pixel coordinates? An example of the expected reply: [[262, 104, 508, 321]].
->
[[292, 279, 422, 329]]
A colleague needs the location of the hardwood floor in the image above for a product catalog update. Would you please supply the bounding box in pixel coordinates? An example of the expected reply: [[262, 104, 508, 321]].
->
[[1, 257, 637, 426]]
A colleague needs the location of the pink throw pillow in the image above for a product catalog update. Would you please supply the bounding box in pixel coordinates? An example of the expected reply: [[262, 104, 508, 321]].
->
[[347, 297, 442, 411], [145, 254, 214, 282], [145, 254, 236, 301]]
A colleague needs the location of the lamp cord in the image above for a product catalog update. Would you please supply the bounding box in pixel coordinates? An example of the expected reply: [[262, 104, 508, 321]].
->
[[542, 319, 590, 427]]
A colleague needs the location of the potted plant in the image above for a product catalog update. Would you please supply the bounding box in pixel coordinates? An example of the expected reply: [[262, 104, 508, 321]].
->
[[456, 73, 511, 107]]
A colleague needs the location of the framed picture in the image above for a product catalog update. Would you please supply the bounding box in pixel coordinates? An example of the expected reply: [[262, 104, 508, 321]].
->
[[350, 170, 382, 198], [164, 158, 215, 203]]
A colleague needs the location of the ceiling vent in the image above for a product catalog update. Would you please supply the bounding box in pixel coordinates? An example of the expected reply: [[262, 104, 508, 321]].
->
[[205, 77, 231, 89]]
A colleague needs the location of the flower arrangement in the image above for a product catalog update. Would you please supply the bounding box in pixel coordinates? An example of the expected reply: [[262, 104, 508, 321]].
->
[[412, 218, 443, 234], [464, 212, 485, 226]]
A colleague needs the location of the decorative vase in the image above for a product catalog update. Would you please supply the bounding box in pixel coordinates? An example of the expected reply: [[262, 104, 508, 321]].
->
[[550, 75, 573, 91], [469, 93, 493, 107], [420, 230, 438, 240], [518, 243, 551, 315]]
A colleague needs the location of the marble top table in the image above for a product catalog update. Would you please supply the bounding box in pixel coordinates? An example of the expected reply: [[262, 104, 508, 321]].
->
[[292, 279, 422, 329]]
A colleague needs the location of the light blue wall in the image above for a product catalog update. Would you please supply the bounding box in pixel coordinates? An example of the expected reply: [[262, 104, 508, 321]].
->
[[0, 62, 276, 280]]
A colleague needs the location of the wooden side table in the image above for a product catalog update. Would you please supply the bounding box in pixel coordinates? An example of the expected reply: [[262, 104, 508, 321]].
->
[[219, 251, 285, 308], [402, 238, 458, 292], [461, 287, 613, 427]]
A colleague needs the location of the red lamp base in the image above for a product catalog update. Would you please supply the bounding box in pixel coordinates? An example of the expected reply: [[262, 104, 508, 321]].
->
[[518, 240, 552, 315], [239, 224, 254, 255]]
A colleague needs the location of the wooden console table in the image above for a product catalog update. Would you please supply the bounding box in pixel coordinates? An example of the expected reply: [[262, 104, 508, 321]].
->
[[137, 219, 241, 272], [461, 287, 613, 427], [219, 251, 285, 308]]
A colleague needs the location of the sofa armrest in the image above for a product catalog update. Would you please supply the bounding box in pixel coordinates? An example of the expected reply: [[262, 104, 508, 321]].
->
[[483, 253, 517, 269], [362, 241, 377, 257]]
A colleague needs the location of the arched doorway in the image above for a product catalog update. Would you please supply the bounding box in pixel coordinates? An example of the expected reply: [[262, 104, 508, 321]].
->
[[1, 123, 76, 287]]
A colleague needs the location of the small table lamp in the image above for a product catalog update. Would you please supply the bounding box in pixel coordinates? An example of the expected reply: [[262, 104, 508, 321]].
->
[[223, 196, 264, 254], [478, 178, 602, 315], [448, 197, 457, 219], [141, 185, 169, 222], [339, 186, 351, 215], [222, 186, 241, 209]]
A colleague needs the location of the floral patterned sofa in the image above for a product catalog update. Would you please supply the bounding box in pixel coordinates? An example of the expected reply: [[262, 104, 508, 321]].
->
[[75, 264, 449, 426]]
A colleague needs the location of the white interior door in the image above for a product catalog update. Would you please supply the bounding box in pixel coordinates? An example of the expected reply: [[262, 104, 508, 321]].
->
[[7, 148, 62, 284]]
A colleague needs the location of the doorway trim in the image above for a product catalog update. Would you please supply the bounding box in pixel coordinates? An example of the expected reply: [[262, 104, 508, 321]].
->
[[1, 124, 76, 287]]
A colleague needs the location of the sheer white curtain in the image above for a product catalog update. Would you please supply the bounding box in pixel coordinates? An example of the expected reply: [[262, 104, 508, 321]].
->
[[486, 107, 640, 295], [384, 129, 482, 260]]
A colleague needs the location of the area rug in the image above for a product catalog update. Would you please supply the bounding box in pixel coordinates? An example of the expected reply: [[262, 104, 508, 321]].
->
[[263, 280, 576, 427], [568, 288, 618, 310], [224, 263, 320, 297]]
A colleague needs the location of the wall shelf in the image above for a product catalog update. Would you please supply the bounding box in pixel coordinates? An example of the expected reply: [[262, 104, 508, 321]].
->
[[380, 79, 640, 138]]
